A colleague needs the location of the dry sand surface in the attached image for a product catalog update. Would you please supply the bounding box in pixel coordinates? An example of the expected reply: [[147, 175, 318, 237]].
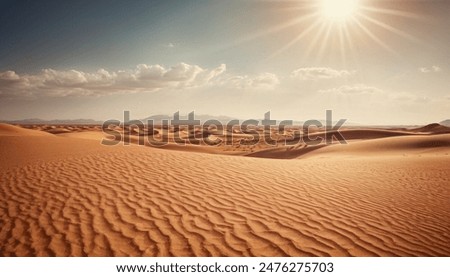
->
[[0, 123, 449, 256]]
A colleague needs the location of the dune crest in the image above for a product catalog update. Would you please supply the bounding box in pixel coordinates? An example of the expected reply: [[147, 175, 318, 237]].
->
[[0, 124, 53, 137]]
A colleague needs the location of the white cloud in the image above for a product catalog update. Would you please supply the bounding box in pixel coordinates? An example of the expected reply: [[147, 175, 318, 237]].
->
[[225, 73, 280, 90], [291, 67, 353, 80], [432, 66, 441, 72], [419, 65, 441, 73], [390, 91, 431, 103], [0, 63, 227, 97], [319, 84, 383, 95], [167, 43, 175, 48], [0, 71, 20, 80]]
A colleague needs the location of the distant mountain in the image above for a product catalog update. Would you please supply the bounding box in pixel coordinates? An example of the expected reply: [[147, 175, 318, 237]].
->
[[440, 119, 450, 127], [141, 114, 238, 124], [0, 118, 102, 124], [141, 114, 172, 122], [140, 114, 359, 127], [1, 115, 361, 126]]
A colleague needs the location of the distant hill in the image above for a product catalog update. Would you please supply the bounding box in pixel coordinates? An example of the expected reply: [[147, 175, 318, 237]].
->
[[140, 114, 359, 126], [0, 118, 102, 125], [440, 119, 450, 127], [1, 115, 360, 126], [411, 123, 450, 134], [141, 114, 239, 124]]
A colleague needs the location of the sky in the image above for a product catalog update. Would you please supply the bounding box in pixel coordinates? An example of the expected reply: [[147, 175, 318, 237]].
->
[[0, 0, 449, 124]]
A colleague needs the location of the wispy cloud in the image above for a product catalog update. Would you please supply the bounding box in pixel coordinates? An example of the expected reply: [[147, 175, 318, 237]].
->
[[319, 84, 383, 95], [389, 91, 431, 103], [291, 67, 353, 81], [225, 73, 280, 90], [419, 65, 441, 73], [0, 63, 226, 97]]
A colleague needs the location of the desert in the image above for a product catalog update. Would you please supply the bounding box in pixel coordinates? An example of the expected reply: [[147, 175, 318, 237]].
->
[[1, 122, 449, 256]]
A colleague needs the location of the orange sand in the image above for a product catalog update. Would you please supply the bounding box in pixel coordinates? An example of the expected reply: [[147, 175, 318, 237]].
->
[[0, 123, 449, 256]]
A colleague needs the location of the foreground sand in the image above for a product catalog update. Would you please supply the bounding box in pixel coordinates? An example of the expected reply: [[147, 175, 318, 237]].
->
[[0, 124, 449, 256]]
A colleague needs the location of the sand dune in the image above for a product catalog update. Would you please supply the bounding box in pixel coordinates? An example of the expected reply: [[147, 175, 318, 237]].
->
[[0, 124, 449, 256], [248, 134, 450, 159], [56, 131, 109, 141], [0, 127, 108, 171], [0, 123, 53, 137], [306, 128, 416, 141], [300, 134, 450, 158], [246, 144, 327, 159]]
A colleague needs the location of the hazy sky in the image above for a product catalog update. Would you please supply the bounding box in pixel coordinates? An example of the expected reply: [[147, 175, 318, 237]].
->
[[0, 0, 449, 124]]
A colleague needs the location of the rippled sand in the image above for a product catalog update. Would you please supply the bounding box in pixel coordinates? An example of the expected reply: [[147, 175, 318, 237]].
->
[[1, 123, 449, 256]]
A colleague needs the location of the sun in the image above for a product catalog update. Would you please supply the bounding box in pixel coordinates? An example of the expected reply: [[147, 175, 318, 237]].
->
[[238, 0, 418, 61], [321, 0, 359, 21]]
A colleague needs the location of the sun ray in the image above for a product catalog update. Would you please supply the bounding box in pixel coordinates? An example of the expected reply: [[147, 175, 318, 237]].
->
[[267, 18, 323, 60], [338, 23, 348, 67], [303, 20, 330, 60], [224, 0, 424, 64], [351, 17, 396, 55], [314, 22, 333, 64], [235, 12, 319, 46], [342, 21, 357, 66], [358, 13, 419, 42], [359, 6, 424, 20], [342, 21, 355, 52], [215, 12, 320, 54]]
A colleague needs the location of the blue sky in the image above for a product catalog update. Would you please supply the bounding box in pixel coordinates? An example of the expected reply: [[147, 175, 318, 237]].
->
[[0, 0, 449, 124]]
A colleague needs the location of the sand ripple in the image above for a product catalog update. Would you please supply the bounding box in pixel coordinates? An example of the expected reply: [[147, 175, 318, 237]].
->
[[1, 143, 449, 256]]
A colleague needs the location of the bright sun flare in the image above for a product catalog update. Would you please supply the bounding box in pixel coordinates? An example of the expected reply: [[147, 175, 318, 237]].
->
[[321, 0, 359, 21], [259, 0, 417, 60]]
